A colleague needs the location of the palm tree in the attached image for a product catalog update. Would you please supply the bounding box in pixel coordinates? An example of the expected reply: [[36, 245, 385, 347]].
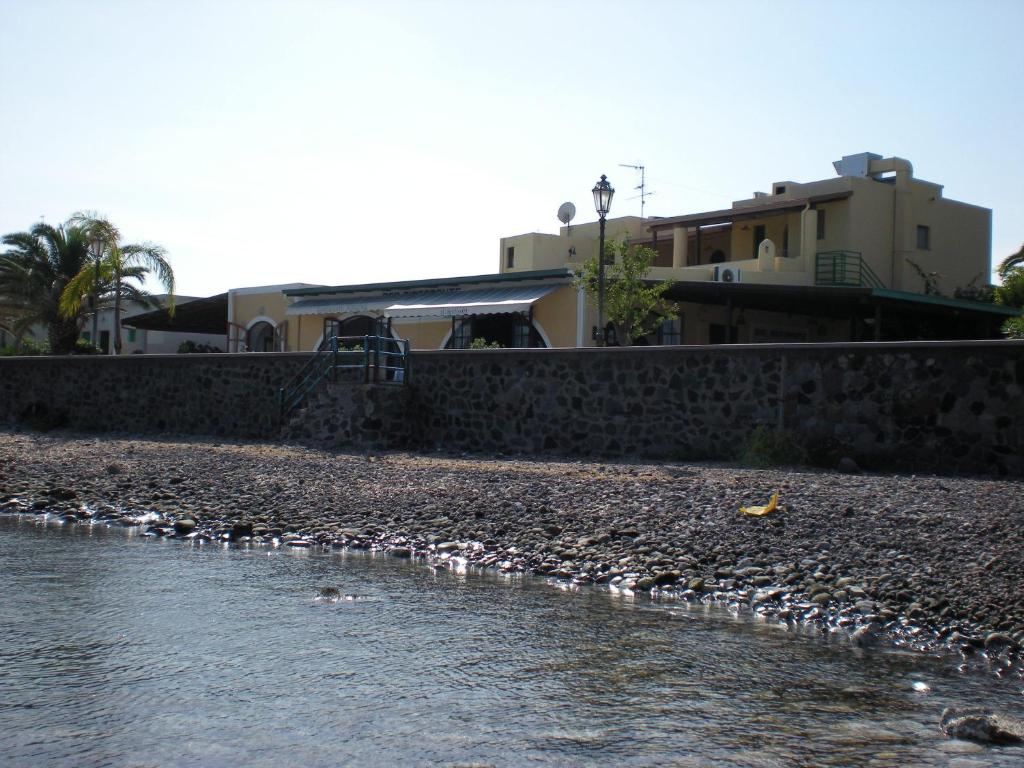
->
[[60, 214, 175, 355], [0, 221, 92, 353], [997, 244, 1024, 279]]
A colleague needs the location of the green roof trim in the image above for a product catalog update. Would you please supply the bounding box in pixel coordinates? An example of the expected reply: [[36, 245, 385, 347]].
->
[[284, 268, 573, 298], [871, 288, 1022, 317]]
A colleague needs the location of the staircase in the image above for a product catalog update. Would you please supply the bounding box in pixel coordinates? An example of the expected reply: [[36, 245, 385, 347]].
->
[[279, 335, 411, 448]]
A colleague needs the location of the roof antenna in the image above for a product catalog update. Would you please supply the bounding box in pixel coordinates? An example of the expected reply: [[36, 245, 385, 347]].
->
[[619, 162, 653, 218]]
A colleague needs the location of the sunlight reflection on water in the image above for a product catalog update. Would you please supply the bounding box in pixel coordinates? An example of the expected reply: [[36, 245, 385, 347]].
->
[[1, 513, 1022, 767]]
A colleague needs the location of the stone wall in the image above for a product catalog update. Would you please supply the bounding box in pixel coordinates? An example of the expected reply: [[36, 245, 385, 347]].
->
[[401, 342, 1023, 476], [1, 341, 1021, 475], [0, 353, 308, 438]]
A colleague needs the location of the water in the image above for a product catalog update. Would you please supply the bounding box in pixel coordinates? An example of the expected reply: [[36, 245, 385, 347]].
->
[[1, 515, 1022, 767]]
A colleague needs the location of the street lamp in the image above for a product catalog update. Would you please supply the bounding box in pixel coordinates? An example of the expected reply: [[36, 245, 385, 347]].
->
[[592, 174, 614, 346]]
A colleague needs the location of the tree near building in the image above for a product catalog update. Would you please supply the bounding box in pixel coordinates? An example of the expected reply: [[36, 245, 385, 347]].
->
[[0, 220, 92, 354], [59, 214, 175, 355], [574, 237, 679, 345], [994, 244, 1024, 339]]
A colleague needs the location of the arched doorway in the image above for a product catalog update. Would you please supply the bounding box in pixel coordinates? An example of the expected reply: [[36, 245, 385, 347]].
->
[[445, 313, 546, 349], [321, 315, 391, 349], [246, 321, 276, 352]]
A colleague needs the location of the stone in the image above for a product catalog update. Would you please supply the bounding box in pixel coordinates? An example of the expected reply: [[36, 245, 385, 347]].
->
[[836, 457, 861, 474], [436, 542, 460, 553], [940, 707, 1024, 745], [391, 546, 412, 558], [652, 570, 680, 586], [850, 625, 877, 647], [983, 632, 1018, 651], [173, 519, 197, 535]]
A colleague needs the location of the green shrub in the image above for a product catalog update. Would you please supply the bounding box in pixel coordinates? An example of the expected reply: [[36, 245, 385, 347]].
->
[[742, 425, 807, 468], [1002, 316, 1024, 340], [0, 339, 49, 356], [72, 339, 103, 355], [177, 340, 223, 353], [469, 337, 502, 349]]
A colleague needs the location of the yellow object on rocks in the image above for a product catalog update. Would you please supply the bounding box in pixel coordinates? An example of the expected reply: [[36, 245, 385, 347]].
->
[[740, 493, 779, 517]]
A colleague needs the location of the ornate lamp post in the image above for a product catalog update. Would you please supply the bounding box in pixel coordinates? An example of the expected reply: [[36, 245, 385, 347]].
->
[[592, 174, 614, 346]]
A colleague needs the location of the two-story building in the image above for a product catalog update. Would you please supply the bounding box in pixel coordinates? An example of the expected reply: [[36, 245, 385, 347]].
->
[[145, 152, 1014, 350]]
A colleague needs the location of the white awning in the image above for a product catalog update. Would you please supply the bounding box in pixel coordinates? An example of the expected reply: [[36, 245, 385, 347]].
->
[[286, 285, 560, 320]]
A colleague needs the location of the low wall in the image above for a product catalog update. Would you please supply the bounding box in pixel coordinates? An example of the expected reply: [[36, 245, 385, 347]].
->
[[1, 341, 1021, 475], [404, 341, 1023, 476], [0, 353, 308, 438]]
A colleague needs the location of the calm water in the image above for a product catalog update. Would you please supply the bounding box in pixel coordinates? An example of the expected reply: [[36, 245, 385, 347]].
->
[[1, 515, 1022, 767]]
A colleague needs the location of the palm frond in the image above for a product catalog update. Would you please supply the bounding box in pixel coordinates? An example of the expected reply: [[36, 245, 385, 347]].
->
[[59, 265, 100, 319], [998, 244, 1024, 279]]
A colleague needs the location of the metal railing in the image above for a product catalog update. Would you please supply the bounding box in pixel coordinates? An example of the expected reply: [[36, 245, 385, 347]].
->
[[815, 250, 885, 289], [279, 335, 410, 420]]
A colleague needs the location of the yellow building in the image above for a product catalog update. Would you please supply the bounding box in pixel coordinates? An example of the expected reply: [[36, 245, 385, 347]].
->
[[500, 152, 1008, 344], [226, 153, 1014, 350]]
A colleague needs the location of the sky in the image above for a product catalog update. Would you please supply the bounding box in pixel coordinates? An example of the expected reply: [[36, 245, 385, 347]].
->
[[1, 0, 1022, 297]]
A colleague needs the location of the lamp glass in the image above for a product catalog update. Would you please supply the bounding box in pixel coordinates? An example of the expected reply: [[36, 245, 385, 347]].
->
[[592, 175, 614, 217]]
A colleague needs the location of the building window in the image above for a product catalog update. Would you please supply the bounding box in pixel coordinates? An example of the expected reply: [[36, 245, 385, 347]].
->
[[752, 225, 766, 259], [816, 210, 826, 240], [657, 317, 682, 345], [127, 329, 137, 343], [782, 225, 789, 258], [449, 319, 473, 349], [506, 246, 515, 269], [916, 225, 930, 250]]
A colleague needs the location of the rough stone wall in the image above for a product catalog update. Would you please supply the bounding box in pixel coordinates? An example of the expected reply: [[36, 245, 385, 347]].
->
[[400, 341, 1023, 476], [1, 341, 1021, 475], [0, 353, 309, 438], [282, 381, 413, 449]]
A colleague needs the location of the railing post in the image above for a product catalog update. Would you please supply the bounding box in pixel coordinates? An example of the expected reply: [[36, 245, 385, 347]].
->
[[375, 335, 381, 383], [363, 336, 370, 383], [331, 335, 338, 383]]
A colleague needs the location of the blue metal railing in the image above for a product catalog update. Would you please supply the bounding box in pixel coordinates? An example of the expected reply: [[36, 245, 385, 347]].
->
[[279, 335, 409, 419], [815, 250, 885, 289]]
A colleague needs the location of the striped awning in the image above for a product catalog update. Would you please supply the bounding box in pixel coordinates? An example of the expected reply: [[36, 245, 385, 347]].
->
[[286, 285, 559, 320]]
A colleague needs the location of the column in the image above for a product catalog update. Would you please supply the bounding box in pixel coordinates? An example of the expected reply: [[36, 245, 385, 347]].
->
[[672, 226, 688, 268]]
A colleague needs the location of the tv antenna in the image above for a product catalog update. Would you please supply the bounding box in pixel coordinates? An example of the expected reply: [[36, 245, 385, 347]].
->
[[619, 162, 653, 218]]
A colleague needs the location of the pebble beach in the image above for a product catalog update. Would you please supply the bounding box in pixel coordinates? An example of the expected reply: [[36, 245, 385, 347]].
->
[[2, 430, 1022, 677]]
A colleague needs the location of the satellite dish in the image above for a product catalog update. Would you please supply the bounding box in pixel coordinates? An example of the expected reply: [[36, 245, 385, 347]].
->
[[557, 202, 576, 226]]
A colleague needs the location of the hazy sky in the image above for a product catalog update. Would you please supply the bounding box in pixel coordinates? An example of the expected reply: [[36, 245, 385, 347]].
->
[[2, 0, 1021, 297]]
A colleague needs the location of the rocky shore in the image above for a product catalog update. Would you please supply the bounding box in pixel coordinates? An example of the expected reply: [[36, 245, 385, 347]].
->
[[2, 431, 1023, 678]]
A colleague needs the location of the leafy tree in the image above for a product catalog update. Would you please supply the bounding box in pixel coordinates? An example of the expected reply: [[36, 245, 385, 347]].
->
[[997, 243, 1024, 279], [994, 246, 1024, 339], [994, 266, 1024, 309], [574, 237, 679, 345], [0, 221, 92, 353], [59, 214, 175, 355]]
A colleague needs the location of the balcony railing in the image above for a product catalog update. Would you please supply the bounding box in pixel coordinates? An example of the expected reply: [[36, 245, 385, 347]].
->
[[815, 250, 885, 289]]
